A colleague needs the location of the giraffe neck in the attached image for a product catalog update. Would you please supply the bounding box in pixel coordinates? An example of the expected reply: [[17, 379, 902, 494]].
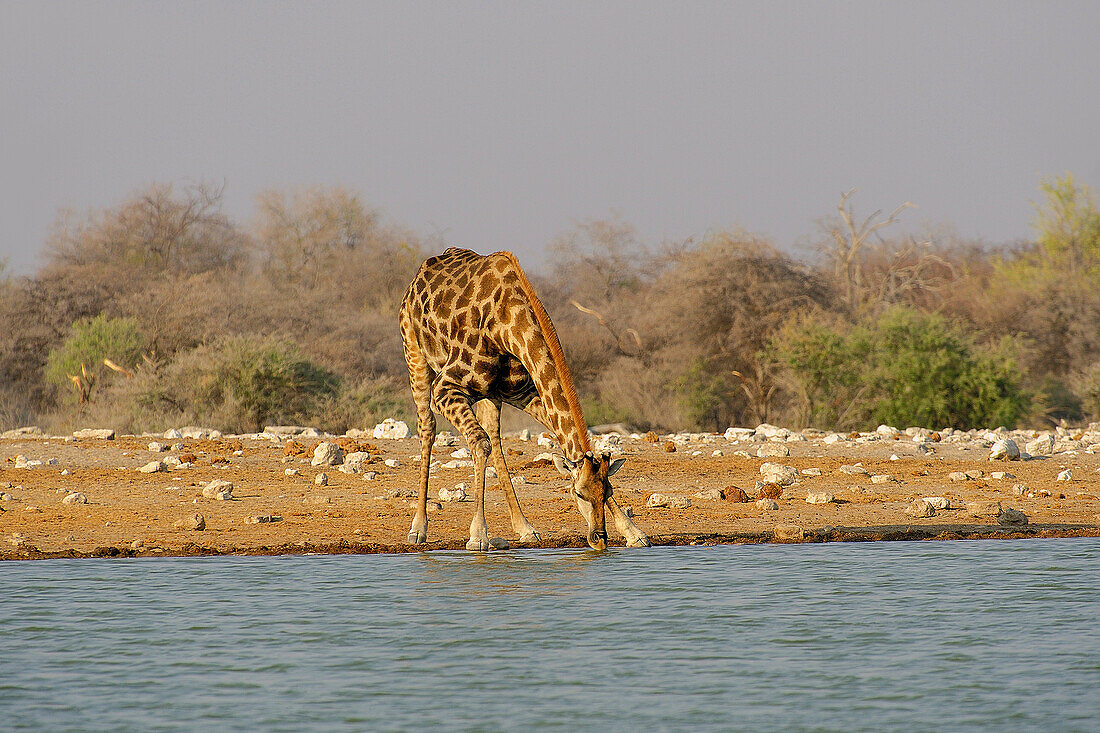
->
[[533, 371, 591, 462]]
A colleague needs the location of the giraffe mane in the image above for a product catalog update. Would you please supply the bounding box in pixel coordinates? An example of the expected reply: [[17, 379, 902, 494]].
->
[[499, 251, 592, 452]]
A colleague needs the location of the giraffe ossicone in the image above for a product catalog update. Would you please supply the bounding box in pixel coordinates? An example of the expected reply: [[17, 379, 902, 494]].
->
[[399, 247, 651, 551]]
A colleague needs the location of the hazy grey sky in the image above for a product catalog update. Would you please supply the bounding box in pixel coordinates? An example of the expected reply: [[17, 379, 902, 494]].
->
[[2, 1, 1098, 275]]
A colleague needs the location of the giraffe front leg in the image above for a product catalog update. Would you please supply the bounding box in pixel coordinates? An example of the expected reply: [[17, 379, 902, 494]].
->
[[476, 400, 539, 543], [606, 495, 652, 547], [434, 386, 492, 552]]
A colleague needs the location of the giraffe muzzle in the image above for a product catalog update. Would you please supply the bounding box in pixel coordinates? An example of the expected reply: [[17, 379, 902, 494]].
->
[[587, 528, 608, 551]]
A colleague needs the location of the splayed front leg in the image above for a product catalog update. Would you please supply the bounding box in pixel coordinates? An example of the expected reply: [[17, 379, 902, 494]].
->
[[475, 399, 540, 543], [607, 496, 651, 547]]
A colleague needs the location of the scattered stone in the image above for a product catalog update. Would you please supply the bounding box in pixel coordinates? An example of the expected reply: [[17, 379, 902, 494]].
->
[[311, 442, 344, 466], [711, 449, 724, 457], [62, 492, 88, 505], [384, 458, 402, 468], [164, 428, 183, 439], [724, 486, 750, 502], [285, 468, 300, 476], [363, 471, 378, 481], [989, 439, 1020, 461], [758, 484, 783, 500], [201, 480, 234, 500], [60, 469, 71, 476], [263, 425, 312, 436], [823, 433, 845, 444], [246, 515, 283, 524], [0, 492, 15, 501], [314, 472, 328, 486], [760, 462, 799, 486], [73, 428, 115, 440], [148, 442, 166, 452], [643, 431, 660, 443], [384, 488, 417, 499], [138, 460, 165, 473], [438, 487, 468, 502], [989, 471, 1015, 480], [1024, 435, 1055, 456], [800, 467, 822, 476], [426, 501, 443, 514], [998, 507, 1028, 526], [647, 493, 691, 509], [966, 500, 1002, 518], [870, 474, 894, 484], [308, 495, 332, 505], [1056, 469, 1073, 481], [694, 488, 725, 501], [756, 498, 779, 510], [905, 499, 936, 517], [949, 471, 970, 481], [839, 464, 870, 476], [373, 419, 410, 440], [756, 444, 791, 458], [663, 441, 677, 453], [450, 447, 472, 459], [339, 452, 372, 474], [805, 492, 835, 504], [773, 524, 804, 541], [489, 537, 510, 550], [130, 539, 144, 550], [174, 513, 206, 531], [923, 497, 950, 510]]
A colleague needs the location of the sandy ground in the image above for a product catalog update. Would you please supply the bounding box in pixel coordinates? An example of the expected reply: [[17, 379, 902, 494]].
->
[[2, 429, 1099, 560]]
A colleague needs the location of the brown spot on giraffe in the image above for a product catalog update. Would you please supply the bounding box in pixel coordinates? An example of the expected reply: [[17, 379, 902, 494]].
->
[[399, 247, 651, 551]]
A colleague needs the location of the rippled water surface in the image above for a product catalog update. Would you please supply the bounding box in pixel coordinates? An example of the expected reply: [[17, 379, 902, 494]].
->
[[2, 539, 1098, 732]]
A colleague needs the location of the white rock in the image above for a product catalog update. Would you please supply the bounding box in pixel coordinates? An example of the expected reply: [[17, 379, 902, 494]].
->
[[989, 439, 1020, 461], [285, 468, 300, 476], [384, 458, 402, 468], [148, 442, 166, 452], [138, 460, 165, 473], [339, 452, 373, 474], [723, 427, 754, 440], [647, 493, 691, 509], [756, 444, 791, 458], [754, 423, 790, 440], [0, 492, 15, 501], [839, 464, 869, 476], [73, 428, 115, 440], [314, 473, 328, 486], [756, 498, 779, 510], [311, 442, 344, 466], [989, 471, 1015, 480], [511, 476, 526, 485], [760, 462, 799, 486], [805, 492, 835, 504], [537, 434, 554, 448], [1056, 469, 1073, 481], [923, 496, 950, 510], [823, 433, 845, 444], [905, 499, 935, 517], [438, 487, 468, 502], [450, 448, 472, 459], [711, 449, 724, 457], [949, 471, 970, 481], [201, 480, 234, 500], [876, 424, 900, 437], [518, 429, 531, 441], [372, 419, 410, 440], [435, 431, 459, 447], [870, 474, 894, 484], [363, 471, 377, 481], [440, 459, 471, 469], [1012, 483, 1029, 496], [800, 468, 822, 476], [1025, 435, 1054, 456], [62, 492, 88, 505], [694, 488, 725, 500], [164, 428, 183, 439]]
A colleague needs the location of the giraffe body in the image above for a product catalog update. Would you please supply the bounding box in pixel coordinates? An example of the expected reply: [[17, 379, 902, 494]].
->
[[399, 247, 650, 550]]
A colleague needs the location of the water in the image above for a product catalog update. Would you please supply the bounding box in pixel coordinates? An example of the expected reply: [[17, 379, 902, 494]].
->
[[2, 539, 1098, 732]]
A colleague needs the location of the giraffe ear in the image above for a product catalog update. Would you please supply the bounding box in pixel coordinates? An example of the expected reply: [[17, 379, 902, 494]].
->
[[553, 454, 576, 477], [607, 457, 626, 476]]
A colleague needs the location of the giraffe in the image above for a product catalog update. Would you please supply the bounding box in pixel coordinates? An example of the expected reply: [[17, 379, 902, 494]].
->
[[399, 247, 651, 551]]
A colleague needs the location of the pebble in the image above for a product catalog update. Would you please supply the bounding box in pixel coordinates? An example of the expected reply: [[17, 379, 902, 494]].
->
[[311, 442, 344, 467], [314, 472, 328, 486], [647, 493, 691, 509], [998, 507, 1028, 526], [385, 458, 402, 468], [426, 501, 443, 514], [711, 449, 724, 457], [60, 469, 71, 476], [870, 474, 894, 484], [62, 492, 88, 505], [805, 492, 835, 504], [693, 488, 725, 501], [839, 464, 869, 475], [756, 444, 791, 458], [174, 513, 206, 531], [756, 498, 779, 510], [489, 537, 510, 550], [724, 486, 750, 502], [130, 539, 144, 550], [965, 469, 985, 479], [373, 419, 410, 440], [905, 499, 935, 517], [1024, 435, 1054, 456], [201, 480, 234, 500], [949, 471, 970, 481], [989, 471, 1015, 480], [246, 515, 283, 524], [384, 488, 417, 499], [800, 468, 822, 476], [73, 428, 115, 440], [362, 471, 378, 481], [339, 452, 373, 474], [0, 492, 15, 501], [138, 460, 165, 473], [1056, 469, 1073, 481], [966, 501, 1002, 518], [989, 439, 1020, 461], [922, 497, 950, 510], [148, 442, 166, 452], [438, 487, 468, 502], [450, 447, 472, 459], [759, 462, 799, 486], [285, 468, 300, 476], [773, 524, 804, 541]]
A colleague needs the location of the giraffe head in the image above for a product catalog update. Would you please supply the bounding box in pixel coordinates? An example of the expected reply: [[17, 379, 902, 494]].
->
[[554, 451, 625, 551]]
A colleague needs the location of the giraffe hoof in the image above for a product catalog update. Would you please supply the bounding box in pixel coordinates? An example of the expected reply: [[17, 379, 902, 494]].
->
[[519, 532, 541, 543], [408, 530, 427, 544], [626, 536, 652, 548], [465, 538, 490, 552]]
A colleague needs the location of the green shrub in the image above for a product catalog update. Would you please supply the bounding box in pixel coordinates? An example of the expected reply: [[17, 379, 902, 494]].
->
[[44, 315, 145, 403]]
